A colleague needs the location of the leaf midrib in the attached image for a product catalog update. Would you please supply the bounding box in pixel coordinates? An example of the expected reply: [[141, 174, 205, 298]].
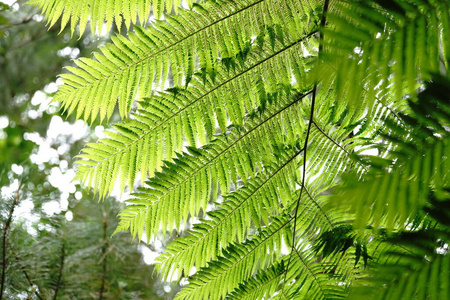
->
[[161, 147, 303, 266], [120, 91, 311, 238], [79, 31, 318, 182], [181, 216, 293, 298], [143, 90, 312, 208], [57, 0, 267, 96]]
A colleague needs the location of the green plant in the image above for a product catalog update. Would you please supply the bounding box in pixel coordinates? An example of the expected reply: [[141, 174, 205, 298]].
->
[[28, 0, 450, 299]]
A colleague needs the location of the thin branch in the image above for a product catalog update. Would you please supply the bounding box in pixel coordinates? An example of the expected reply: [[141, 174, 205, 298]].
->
[[283, 85, 317, 279], [292, 246, 327, 296], [302, 185, 332, 225], [52, 240, 65, 300], [283, 0, 330, 286], [1, 180, 22, 299], [311, 120, 369, 172], [14, 253, 43, 300], [311, 121, 351, 155], [99, 213, 108, 300]]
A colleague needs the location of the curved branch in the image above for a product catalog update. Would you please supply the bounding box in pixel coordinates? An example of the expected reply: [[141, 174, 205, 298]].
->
[[1, 181, 22, 299], [284, 0, 330, 285], [99, 214, 108, 300], [14, 253, 43, 300]]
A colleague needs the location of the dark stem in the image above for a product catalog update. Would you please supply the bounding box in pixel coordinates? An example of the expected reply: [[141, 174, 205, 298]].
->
[[53, 240, 65, 300], [99, 213, 108, 300], [1, 181, 22, 299], [283, 0, 330, 286], [283, 85, 318, 280], [312, 121, 351, 155], [14, 253, 43, 300]]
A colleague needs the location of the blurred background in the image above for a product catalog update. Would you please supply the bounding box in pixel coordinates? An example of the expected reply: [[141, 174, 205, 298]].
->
[[0, 1, 178, 298]]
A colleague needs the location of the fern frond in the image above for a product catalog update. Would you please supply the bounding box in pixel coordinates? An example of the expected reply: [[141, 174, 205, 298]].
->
[[275, 246, 348, 300], [156, 174, 339, 283], [112, 91, 310, 239], [299, 87, 373, 194], [227, 237, 352, 300], [155, 86, 365, 280], [228, 246, 350, 300], [114, 84, 361, 243], [53, 0, 320, 123], [74, 18, 318, 191], [332, 73, 450, 232], [107, 78, 374, 239], [349, 197, 450, 299], [74, 33, 317, 197], [27, 0, 194, 35], [114, 82, 376, 286], [341, 140, 449, 231], [155, 148, 302, 280], [174, 215, 292, 300], [373, 253, 450, 300], [227, 261, 286, 300], [322, 0, 450, 107]]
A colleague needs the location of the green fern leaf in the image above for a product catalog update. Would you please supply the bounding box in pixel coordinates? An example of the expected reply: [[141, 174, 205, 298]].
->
[[155, 149, 301, 280], [227, 261, 286, 300], [350, 197, 450, 299], [113, 91, 310, 240], [323, 0, 449, 107], [28, 0, 450, 298], [74, 33, 317, 196], [333, 75, 450, 232], [174, 215, 292, 300], [27, 0, 185, 35], [52, 0, 320, 123], [273, 246, 348, 300]]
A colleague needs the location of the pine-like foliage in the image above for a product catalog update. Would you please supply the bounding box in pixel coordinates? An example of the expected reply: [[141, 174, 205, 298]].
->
[[29, 0, 450, 299]]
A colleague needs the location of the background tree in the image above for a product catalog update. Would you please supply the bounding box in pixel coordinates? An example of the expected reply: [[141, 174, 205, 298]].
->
[[0, 1, 177, 299], [25, 0, 450, 299]]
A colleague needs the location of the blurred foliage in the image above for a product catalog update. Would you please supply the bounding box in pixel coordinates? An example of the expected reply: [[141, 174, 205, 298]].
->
[[0, 0, 95, 167], [2, 193, 176, 299], [0, 1, 95, 115], [0, 1, 176, 299]]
